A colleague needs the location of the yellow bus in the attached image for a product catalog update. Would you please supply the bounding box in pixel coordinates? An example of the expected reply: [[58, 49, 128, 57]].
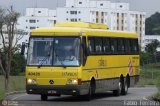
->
[[26, 22, 140, 101]]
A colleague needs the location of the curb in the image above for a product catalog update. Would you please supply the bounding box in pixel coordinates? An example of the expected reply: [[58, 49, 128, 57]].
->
[[6, 91, 26, 96]]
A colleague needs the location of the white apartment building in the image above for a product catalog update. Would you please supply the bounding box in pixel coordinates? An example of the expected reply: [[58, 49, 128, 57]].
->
[[142, 35, 160, 51], [17, 8, 57, 33], [16, 0, 145, 49], [57, 0, 146, 45]]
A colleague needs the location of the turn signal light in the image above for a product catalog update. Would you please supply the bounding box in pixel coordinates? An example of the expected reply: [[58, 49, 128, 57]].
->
[[78, 79, 81, 85]]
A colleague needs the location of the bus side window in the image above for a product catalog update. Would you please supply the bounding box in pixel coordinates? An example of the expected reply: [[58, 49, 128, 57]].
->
[[125, 39, 131, 54], [132, 39, 139, 54], [110, 38, 118, 54], [103, 37, 111, 54], [88, 37, 95, 54], [117, 39, 125, 54], [95, 37, 103, 54], [130, 39, 134, 53]]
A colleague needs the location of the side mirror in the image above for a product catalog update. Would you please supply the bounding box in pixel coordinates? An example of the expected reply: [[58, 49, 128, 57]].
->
[[21, 42, 25, 55], [82, 43, 89, 56]]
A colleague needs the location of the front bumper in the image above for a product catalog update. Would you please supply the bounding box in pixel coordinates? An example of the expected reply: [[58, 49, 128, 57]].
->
[[26, 84, 89, 96]]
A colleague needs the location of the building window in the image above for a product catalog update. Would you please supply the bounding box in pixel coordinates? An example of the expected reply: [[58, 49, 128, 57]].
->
[[78, 11, 81, 14], [101, 19, 104, 23], [100, 3, 103, 6], [30, 27, 36, 29], [70, 11, 77, 14], [26, 20, 28, 22], [38, 11, 41, 13], [79, 2, 82, 4], [70, 18, 78, 22], [96, 11, 99, 16], [66, 11, 68, 13], [70, 19, 73, 21], [26, 26, 28, 29], [66, 18, 68, 21], [29, 20, 36, 23], [96, 18, 98, 23], [54, 20, 56, 24], [37, 20, 39, 22]]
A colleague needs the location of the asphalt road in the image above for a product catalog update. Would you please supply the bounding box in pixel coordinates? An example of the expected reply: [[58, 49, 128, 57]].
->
[[5, 87, 160, 106]]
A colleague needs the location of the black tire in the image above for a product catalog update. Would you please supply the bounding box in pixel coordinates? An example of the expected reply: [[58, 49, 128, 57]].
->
[[113, 81, 122, 96], [121, 78, 128, 95], [85, 80, 95, 101], [85, 86, 92, 101], [41, 94, 48, 101]]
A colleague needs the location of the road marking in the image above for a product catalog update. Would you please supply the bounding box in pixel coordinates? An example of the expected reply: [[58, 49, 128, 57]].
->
[[11, 93, 28, 100]]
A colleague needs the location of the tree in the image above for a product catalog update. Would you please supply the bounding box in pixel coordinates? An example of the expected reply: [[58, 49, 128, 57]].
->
[[0, 6, 24, 96], [145, 12, 160, 35], [145, 39, 160, 63], [11, 53, 26, 75]]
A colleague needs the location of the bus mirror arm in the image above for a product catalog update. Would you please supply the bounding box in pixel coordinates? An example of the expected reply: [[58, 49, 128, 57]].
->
[[86, 46, 89, 56], [81, 43, 89, 56], [21, 42, 25, 55]]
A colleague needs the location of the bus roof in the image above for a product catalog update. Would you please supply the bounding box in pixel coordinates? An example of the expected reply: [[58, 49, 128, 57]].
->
[[31, 22, 138, 38]]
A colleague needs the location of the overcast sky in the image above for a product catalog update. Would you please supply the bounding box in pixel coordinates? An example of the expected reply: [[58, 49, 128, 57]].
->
[[0, 0, 160, 17]]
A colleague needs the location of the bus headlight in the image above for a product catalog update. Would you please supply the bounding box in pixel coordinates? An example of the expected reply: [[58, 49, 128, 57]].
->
[[27, 79, 37, 84], [67, 79, 78, 84]]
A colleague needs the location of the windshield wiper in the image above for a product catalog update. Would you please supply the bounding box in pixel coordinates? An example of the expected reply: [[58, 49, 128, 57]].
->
[[38, 54, 50, 68], [38, 45, 52, 68]]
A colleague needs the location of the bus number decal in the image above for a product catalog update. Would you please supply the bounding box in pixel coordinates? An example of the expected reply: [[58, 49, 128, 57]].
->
[[28, 72, 40, 76]]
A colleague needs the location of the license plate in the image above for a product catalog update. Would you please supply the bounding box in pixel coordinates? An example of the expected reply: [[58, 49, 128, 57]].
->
[[48, 90, 57, 94]]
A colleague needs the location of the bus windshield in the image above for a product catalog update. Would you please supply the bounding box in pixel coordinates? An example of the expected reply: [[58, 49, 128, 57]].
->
[[27, 37, 80, 66]]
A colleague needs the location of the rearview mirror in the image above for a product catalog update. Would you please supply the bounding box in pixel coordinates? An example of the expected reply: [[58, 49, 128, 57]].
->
[[21, 42, 25, 55]]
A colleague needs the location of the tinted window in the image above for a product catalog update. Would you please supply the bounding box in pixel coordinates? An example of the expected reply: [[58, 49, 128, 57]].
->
[[131, 39, 139, 54], [103, 38, 111, 54], [124, 39, 131, 54], [111, 38, 118, 54], [95, 38, 103, 53], [117, 39, 125, 53], [88, 37, 95, 53]]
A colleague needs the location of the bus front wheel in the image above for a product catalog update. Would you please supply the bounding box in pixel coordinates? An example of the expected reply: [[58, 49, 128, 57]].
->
[[85, 79, 95, 101], [41, 94, 48, 101]]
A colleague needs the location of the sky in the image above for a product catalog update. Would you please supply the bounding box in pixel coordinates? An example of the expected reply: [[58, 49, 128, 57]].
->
[[0, 0, 160, 17]]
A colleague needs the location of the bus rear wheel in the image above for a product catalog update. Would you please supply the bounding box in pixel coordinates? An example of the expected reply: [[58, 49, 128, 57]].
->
[[121, 78, 128, 95], [113, 81, 122, 96], [41, 94, 48, 101]]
